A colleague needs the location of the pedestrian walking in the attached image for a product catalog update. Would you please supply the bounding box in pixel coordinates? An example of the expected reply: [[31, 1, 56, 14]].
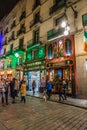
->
[[32, 80, 36, 95], [42, 88, 47, 102], [58, 77, 64, 101], [1, 78, 6, 106], [4, 79, 9, 105], [20, 80, 27, 104], [11, 78, 16, 103], [63, 79, 67, 100], [40, 77, 46, 93], [46, 80, 53, 100]]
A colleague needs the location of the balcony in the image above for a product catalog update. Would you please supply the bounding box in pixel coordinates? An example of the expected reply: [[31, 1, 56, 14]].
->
[[30, 17, 42, 28], [17, 27, 26, 37], [2, 40, 8, 46], [27, 38, 43, 50], [8, 35, 15, 42], [0, 53, 5, 59], [4, 28, 8, 35], [11, 21, 16, 29], [14, 44, 25, 53], [32, 0, 41, 11], [5, 50, 12, 56], [49, 0, 66, 15], [47, 28, 64, 40], [19, 11, 26, 22]]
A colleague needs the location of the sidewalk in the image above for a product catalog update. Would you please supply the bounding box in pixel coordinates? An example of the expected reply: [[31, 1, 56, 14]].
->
[[26, 91, 87, 109]]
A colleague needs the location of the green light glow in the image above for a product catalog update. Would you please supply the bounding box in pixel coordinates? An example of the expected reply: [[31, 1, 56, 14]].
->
[[26, 46, 45, 61], [4, 51, 25, 68]]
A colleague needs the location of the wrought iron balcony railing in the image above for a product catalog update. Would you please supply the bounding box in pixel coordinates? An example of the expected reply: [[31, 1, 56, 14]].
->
[[8, 35, 15, 42], [30, 17, 42, 28], [2, 40, 8, 46], [19, 11, 26, 21], [11, 21, 16, 29], [32, 0, 41, 11], [49, 0, 66, 15], [17, 27, 26, 37]]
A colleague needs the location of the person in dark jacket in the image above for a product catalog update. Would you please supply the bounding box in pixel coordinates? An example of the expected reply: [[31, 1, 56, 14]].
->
[[10, 78, 16, 103], [46, 80, 53, 100], [4, 79, 9, 105], [58, 77, 64, 101]]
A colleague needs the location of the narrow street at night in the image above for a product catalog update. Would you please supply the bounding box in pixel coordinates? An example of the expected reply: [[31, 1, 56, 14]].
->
[[0, 96, 87, 130]]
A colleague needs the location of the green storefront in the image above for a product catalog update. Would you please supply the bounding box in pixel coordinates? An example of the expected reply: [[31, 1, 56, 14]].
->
[[25, 43, 46, 92]]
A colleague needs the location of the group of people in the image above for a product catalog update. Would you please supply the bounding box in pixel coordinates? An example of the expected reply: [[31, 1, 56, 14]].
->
[[0, 76, 68, 105], [0, 77, 27, 106], [42, 77, 68, 102]]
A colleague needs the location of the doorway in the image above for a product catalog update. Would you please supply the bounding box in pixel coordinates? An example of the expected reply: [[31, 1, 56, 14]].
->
[[27, 71, 40, 92]]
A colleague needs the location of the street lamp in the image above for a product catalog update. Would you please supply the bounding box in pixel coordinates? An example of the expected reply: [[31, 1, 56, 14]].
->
[[61, 17, 70, 36]]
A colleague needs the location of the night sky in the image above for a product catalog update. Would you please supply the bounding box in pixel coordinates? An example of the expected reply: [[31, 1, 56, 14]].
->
[[0, 0, 19, 20]]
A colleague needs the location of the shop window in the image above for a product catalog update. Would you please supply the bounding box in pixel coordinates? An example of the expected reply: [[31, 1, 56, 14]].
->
[[65, 39, 72, 55], [48, 44, 53, 59], [32, 50, 37, 59], [26, 51, 32, 61], [54, 40, 64, 58], [17, 55, 22, 65], [7, 59, 12, 68]]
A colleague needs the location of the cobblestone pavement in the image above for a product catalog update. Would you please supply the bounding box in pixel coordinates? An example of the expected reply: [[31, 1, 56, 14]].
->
[[27, 91, 87, 109], [0, 96, 87, 130]]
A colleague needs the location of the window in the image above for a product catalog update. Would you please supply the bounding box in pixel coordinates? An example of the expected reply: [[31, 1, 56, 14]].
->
[[32, 50, 37, 59], [54, 0, 60, 4], [48, 44, 53, 59], [7, 59, 12, 68], [12, 31, 15, 39], [65, 39, 72, 55], [33, 29, 39, 43], [82, 13, 87, 26], [10, 44, 13, 52], [3, 48, 6, 55], [34, 12, 40, 23], [19, 38, 24, 49], [55, 15, 66, 26]]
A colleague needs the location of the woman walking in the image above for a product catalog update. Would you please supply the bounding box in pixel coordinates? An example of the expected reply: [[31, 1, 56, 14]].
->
[[20, 80, 27, 104]]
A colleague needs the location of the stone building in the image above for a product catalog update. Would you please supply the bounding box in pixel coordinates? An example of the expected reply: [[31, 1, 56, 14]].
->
[[0, 0, 87, 98]]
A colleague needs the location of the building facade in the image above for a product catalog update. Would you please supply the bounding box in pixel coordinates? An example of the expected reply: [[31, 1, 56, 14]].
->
[[0, 0, 87, 98]]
